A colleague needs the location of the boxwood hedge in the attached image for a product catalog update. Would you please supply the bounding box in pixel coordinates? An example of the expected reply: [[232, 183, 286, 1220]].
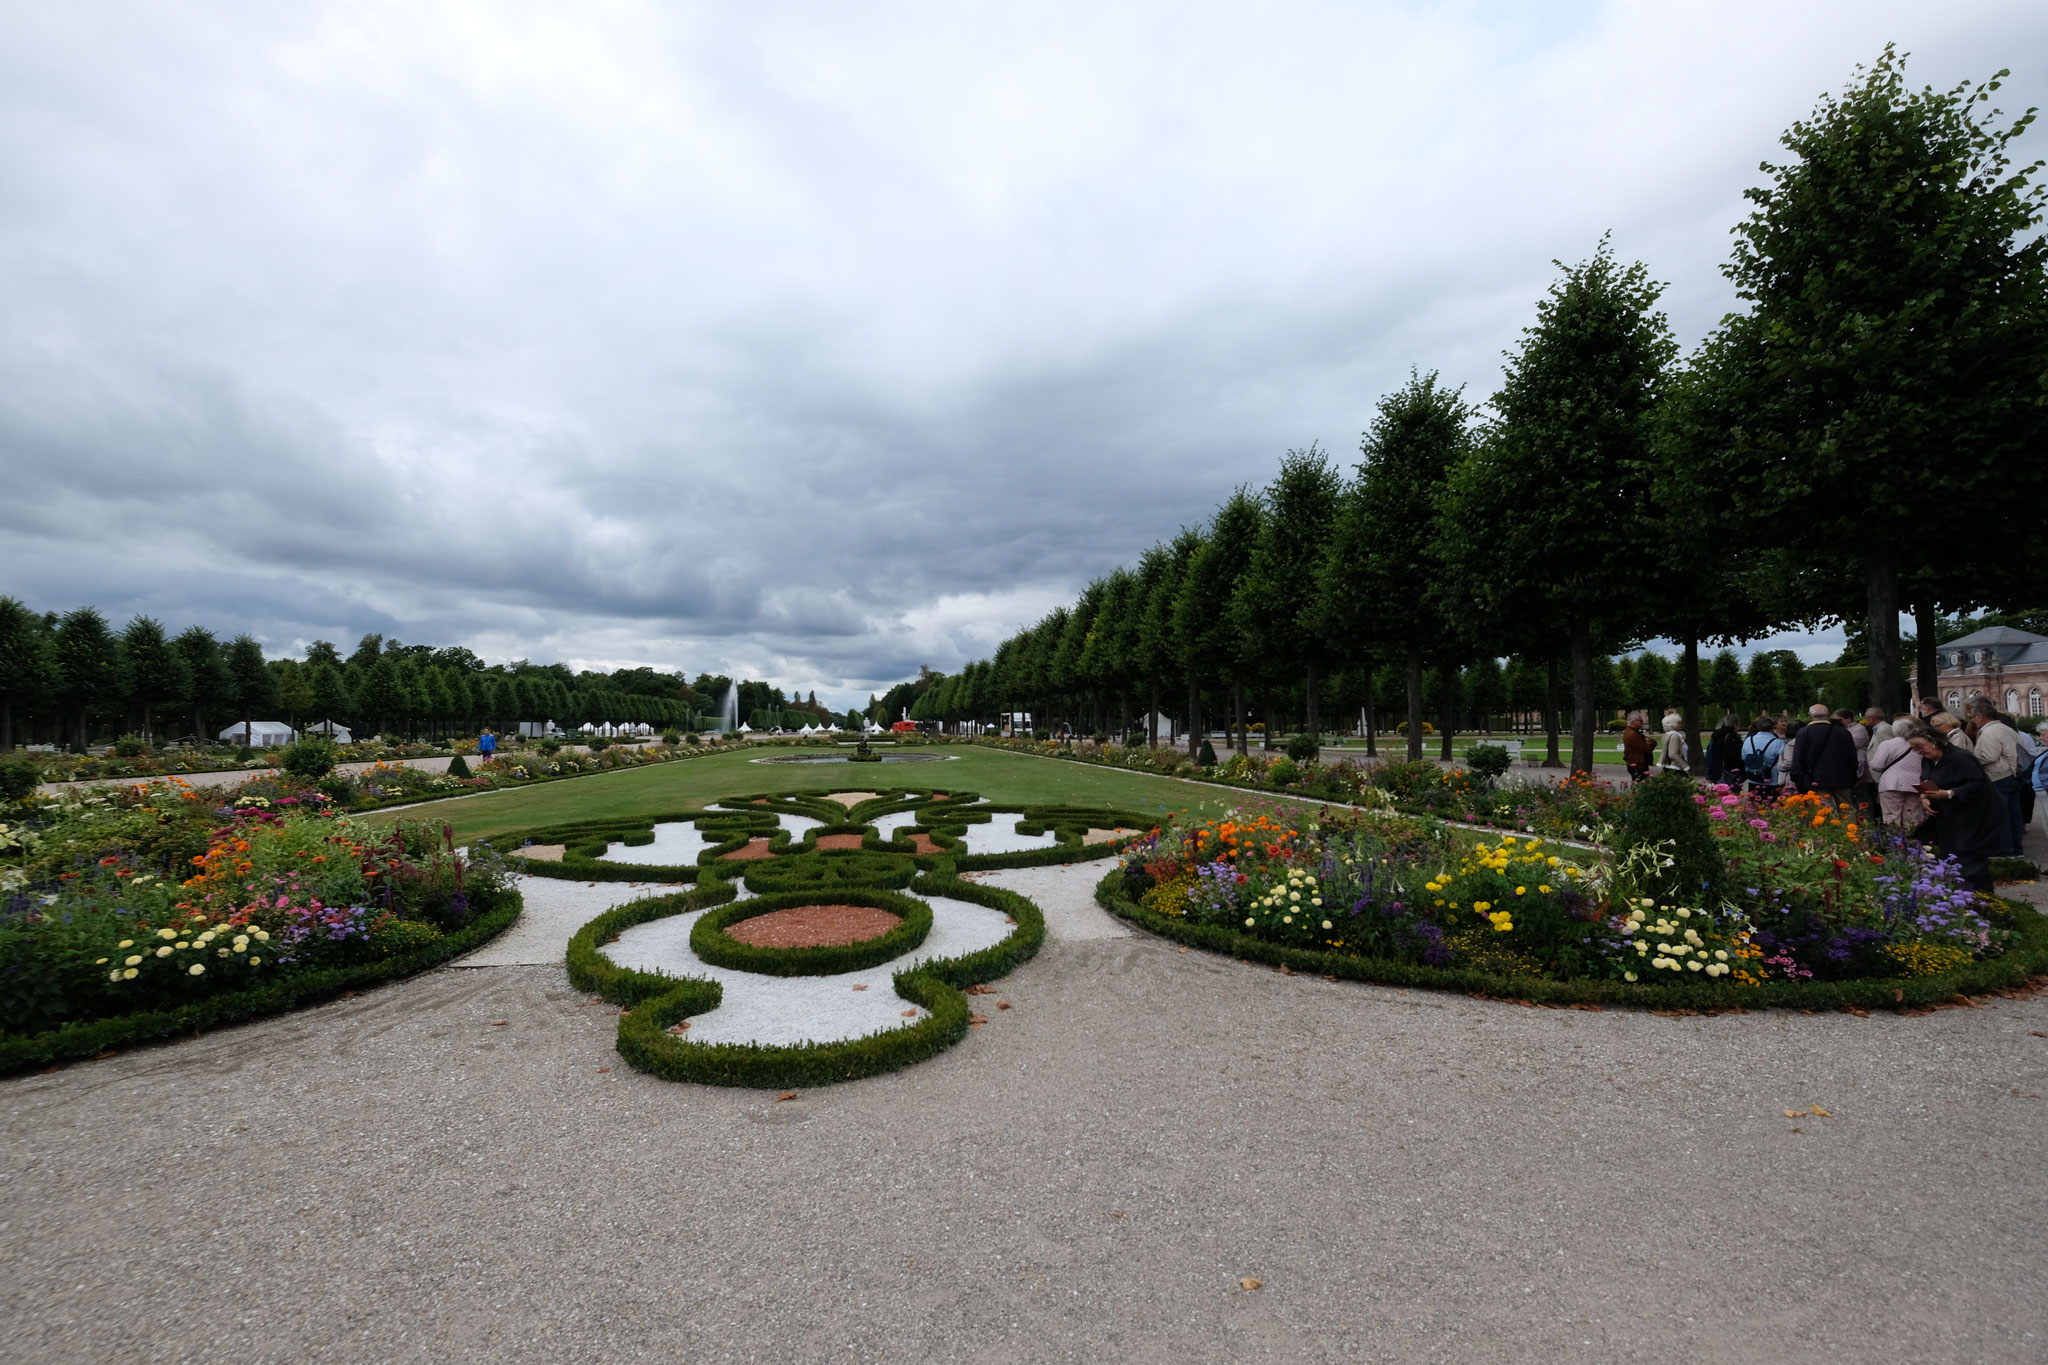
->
[[691, 888, 932, 976]]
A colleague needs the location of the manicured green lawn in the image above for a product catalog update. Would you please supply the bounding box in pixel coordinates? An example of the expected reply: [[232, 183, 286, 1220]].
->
[[361, 745, 1285, 844]]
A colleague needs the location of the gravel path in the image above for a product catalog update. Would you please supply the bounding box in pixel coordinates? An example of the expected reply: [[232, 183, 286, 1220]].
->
[[4, 857, 2046, 1363]]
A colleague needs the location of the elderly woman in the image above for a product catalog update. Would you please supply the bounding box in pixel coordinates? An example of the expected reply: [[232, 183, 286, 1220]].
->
[[1656, 712, 1690, 774], [1907, 728, 2007, 893], [1869, 719, 1931, 829], [1621, 711, 1654, 783], [1929, 711, 1974, 752]]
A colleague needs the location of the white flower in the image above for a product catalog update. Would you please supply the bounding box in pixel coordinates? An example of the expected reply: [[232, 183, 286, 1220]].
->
[[1686, 960, 1702, 971], [117, 939, 134, 949], [123, 968, 138, 979], [1676, 907, 1692, 919], [109, 969, 122, 981], [1288, 891, 1300, 902], [1623, 971, 1638, 982], [156, 946, 173, 958], [1321, 920, 1332, 930], [125, 955, 142, 967], [188, 963, 205, 975], [1245, 918, 1254, 926], [158, 928, 177, 940], [1714, 950, 1729, 961], [249, 958, 261, 966], [1639, 898, 1655, 908]]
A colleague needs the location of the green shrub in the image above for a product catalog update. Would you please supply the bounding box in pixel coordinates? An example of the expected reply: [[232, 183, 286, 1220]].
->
[[0, 756, 41, 804], [538, 738, 562, 755], [446, 754, 472, 778], [662, 731, 682, 746], [1197, 739, 1218, 766], [1285, 732, 1320, 762], [1373, 759, 1444, 801], [691, 890, 932, 976], [278, 735, 341, 780], [588, 736, 612, 752], [369, 919, 443, 959], [1267, 756, 1298, 786], [1614, 772, 1723, 904], [1466, 743, 1512, 786], [1990, 856, 2039, 882], [112, 734, 149, 758]]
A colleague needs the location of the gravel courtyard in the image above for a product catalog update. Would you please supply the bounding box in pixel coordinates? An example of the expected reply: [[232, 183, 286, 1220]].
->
[[4, 865, 2045, 1364]]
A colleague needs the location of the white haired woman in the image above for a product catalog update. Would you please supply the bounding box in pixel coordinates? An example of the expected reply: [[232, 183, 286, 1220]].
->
[[1656, 712, 1690, 776]]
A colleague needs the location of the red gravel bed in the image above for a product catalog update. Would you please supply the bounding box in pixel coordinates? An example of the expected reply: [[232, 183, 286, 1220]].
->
[[723, 905, 903, 948], [905, 833, 943, 856], [720, 837, 775, 860], [812, 833, 864, 850]]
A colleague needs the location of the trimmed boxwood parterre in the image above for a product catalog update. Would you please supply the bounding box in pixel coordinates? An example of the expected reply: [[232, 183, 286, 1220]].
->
[[0, 892, 523, 1075], [502, 787, 1153, 882], [691, 888, 932, 976], [565, 864, 1047, 1087], [1095, 868, 2048, 1013]]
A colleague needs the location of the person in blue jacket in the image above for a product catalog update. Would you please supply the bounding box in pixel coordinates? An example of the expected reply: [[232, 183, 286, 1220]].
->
[[477, 727, 497, 763]]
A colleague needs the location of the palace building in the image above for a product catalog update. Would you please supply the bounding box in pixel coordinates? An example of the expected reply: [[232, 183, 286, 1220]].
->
[[1913, 625, 2048, 720]]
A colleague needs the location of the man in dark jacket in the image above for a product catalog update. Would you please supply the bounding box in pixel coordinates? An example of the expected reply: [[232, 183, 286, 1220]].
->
[[1790, 703, 1858, 808]]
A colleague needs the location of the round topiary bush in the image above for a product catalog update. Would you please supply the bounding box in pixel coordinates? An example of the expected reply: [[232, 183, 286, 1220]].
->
[[1614, 772, 1724, 904], [0, 755, 42, 804], [446, 754, 472, 779], [278, 735, 340, 780], [1197, 739, 1218, 766], [588, 736, 612, 752], [1285, 732, 1320, 763], [1466, 743, 1512, 786]]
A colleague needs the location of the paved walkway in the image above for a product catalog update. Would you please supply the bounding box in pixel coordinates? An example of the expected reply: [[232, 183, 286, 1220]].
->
[[32, 753, 470, 798], [4, 865, 2046, 1362]]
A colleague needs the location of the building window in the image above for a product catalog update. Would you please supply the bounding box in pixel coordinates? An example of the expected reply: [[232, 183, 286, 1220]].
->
[[2007, 688, 2020, 714], [1946, 691, 1962, 713], [2033, 689, 2043, 717]]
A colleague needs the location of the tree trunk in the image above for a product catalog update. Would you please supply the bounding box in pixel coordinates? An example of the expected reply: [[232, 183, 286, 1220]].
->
[[1865, 556, 1904, 716], [1147, 680, 1158, 747], [1234, 681, 1247, 757], [1438, 655, 1456, 762], [1186, 680, 1200, 758], [1681, 635, 1701, 770], [1405, 643, 1424, 761], [1304, 664, 1319, 739], [1, 698, 11, 753], [1569, 618, 1595, 777], [1914, 599, 1939, 712]]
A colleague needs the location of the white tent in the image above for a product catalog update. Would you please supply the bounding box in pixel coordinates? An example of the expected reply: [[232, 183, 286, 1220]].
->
[[218, 720, 297, 747], [737, 722, 753, 733], [303, 719, 353, 742]]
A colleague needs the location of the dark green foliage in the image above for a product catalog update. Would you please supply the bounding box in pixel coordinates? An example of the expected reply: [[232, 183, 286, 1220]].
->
[[744, 851, 918, 893], [1197, 739, 1218, 766], [1614, 773, 1724, 903], [588, 735, 612, 752], [692, 890, 932, 976], [1283, 732, 1318, 763], [278, 735, 341, 780], [1990, 857, 2038, 882], [446, 754, 472, 778], [0, 755, 41, 803]]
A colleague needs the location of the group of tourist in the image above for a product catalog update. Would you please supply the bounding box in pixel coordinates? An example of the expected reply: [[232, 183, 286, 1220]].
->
[[1629, 699, 2046, 895]]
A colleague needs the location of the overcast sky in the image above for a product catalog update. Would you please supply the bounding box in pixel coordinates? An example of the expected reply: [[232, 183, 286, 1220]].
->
[[2, 2, 2041, 708]]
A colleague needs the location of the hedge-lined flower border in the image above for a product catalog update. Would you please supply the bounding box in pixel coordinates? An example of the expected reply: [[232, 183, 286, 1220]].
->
[[1095, 868, 2048, 1012], [691, 888, 933, 976], [0, 892, 525, 1075], [565, 871, 1044, 1087]]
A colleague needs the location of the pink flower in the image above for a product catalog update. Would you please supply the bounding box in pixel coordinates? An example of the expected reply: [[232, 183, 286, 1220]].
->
[[1708, 807, 1727, 819], [1748, 818, 1768, 831]]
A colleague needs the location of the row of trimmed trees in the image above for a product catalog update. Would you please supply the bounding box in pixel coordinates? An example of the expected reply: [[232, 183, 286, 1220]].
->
[[934, 51, 2048, 773], [0, 607, 721, 751]]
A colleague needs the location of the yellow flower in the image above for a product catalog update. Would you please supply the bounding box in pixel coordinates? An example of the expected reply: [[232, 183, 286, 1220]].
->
[[1474, 901, 1491, 912], [123, 967, 138, 979], [249, 958, 260, 966], [188, 963, 205, 976], [158, 928, 177, 940], [156, 946, 173, 958], [1514, 886, 1526, 896], [117, 939, 134, 949], [1538, 884, 1551, 894]]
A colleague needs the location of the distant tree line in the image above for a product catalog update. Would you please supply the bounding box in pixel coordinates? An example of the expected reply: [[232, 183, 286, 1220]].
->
[[911, 52, 2048, 772], [0, 604, 809, 751]]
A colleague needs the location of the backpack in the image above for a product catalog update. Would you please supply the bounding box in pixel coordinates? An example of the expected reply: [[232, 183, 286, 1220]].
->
[[1741, 732, 1781, 783]]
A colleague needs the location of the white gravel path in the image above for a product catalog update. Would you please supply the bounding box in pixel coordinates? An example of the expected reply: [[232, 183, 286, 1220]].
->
[[456, 875, 685, 966], [598, 821, 717, 865], [959, 812, 1058, 855], [601, 893, 1014, 1045], [976, 862, 1133, 941]]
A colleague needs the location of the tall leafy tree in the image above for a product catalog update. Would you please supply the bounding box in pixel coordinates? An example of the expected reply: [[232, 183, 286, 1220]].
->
[[171, 627, 232, 741], [223, 635, 277, 746], [53, 608, 128, 752], [1707, 47, 2048, 713], [310, 664, 352, 735], [121, 616, 186, 743], [0, 597, 54, 752], [1176, 490, 1263, 755], [1442, 239, 1677, 773], [1326, 376, 1473, 759], [1229, 447, 1341, 742]]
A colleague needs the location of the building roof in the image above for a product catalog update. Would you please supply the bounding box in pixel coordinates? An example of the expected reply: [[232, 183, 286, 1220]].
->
[[1943, 625, 2047, 648]]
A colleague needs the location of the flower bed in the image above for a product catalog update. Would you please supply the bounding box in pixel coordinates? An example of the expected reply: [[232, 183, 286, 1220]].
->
[[1104, 790, 2047, 1009], [0, 779, 520, 1068]]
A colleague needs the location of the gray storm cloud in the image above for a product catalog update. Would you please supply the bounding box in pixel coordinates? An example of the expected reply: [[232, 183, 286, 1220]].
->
[[1, 1, 2040, 706]]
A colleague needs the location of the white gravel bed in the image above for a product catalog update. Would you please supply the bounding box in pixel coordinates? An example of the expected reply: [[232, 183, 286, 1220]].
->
[[600, 821, 716, 865], [778, 812, 822, 838], [976, 861, 1133, 941], [457, 875, 683, 966], [600, 893, 1014, 1046], [870, 810, 918, 839], [959, 812, 1058, 855]]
